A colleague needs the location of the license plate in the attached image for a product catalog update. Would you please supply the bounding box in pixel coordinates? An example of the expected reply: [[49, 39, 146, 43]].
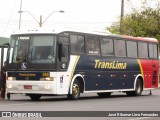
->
[[24, 85, 32, 89]]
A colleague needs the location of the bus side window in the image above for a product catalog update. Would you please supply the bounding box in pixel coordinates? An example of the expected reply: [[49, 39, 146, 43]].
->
[[70, 35, 85, 54], [114, 39, 126, 57], [86, 36, 100, 55], [138, 42, 148, 58], [100, 38, 114, 56]]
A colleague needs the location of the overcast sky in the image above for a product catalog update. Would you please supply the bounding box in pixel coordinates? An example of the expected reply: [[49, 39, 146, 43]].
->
[[0, 0, 147, 37]]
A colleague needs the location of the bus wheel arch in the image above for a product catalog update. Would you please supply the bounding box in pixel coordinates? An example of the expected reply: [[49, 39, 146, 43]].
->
[[68, 75, 85, 100], [126, 75, 143, 96]]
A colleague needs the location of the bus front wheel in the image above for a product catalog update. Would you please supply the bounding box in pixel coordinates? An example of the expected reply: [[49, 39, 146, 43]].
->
[[67, 80, 81, 100]]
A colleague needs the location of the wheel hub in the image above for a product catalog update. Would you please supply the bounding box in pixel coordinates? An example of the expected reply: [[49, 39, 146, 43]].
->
[[73, 84, 79, 96]]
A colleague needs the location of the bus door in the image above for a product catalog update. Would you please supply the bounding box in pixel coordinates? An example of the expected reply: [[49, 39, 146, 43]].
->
[[57, 36, 70, 93], [57, 36, 69, 70]]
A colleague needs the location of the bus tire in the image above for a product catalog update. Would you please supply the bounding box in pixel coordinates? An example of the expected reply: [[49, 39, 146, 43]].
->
[[29, 94, 41, 101], [126, 78, 143, 96], [67, 79, 81, 100], [134, 78, 143, 96], [97, 92, 111, 97]]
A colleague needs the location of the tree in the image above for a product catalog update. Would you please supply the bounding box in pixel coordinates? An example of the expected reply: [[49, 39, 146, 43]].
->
[[107, 0, 160, 41]]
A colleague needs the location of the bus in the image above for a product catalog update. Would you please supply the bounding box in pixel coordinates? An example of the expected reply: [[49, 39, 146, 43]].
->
[[6, 29, 159, 100]]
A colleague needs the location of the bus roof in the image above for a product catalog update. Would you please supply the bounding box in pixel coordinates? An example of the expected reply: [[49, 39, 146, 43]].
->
[[11, 28, 158, 43], [122, 35, 158, 43], [11, 27, 113, 36], [11, 28, 63, 35]]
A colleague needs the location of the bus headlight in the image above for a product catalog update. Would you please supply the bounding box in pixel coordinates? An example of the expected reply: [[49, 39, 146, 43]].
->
[[40, 77, 54, 81], [7, 77, 16, 81]]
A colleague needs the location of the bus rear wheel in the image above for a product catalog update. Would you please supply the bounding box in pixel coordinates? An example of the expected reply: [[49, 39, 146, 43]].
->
[[126, 78, 143, 96], [97, 92, 111, 97], [29, 94, 41, 101], [67, 80, 81, 100]]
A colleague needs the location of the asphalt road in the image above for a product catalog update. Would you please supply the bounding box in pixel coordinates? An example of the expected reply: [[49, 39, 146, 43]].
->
[[0, 89, 160, 120]]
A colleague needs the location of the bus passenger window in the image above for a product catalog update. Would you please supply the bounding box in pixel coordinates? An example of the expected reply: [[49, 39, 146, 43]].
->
[[149, 44, 158, 59], [86, 36, 100, 55], [138, 42, 148, 58], [127, 41, 137, 58], [153, 44, 158, 59], [100, 38, 114, 56], [149, 44, 154, 58], [114, 40, 126, 57], [70, 35, 85, 54]]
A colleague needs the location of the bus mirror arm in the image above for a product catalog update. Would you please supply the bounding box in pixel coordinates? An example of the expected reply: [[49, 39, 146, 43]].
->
[[58, 44, 62, 61]]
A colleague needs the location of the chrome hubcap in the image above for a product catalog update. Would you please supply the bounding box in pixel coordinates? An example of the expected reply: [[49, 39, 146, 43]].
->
[[73, 83, 79, 96]]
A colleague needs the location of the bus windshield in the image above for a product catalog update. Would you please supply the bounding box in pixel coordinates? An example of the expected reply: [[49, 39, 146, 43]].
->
[[8, 35, 57, 70]]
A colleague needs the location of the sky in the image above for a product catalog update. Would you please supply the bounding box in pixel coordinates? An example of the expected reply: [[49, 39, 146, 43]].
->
[[0, 0, 148, 37]]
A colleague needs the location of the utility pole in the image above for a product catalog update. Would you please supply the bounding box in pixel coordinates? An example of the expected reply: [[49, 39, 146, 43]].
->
[[120, 0, 124, 34], [39, 15, 42, 27], [18, 0, 23, 30]]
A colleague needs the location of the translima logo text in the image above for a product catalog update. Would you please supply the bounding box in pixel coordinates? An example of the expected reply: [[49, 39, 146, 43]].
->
[[95, 60, 127, 69]]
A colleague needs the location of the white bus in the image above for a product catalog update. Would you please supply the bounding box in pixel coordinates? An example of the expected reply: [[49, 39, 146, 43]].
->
[[6, 29, 159, 100]]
